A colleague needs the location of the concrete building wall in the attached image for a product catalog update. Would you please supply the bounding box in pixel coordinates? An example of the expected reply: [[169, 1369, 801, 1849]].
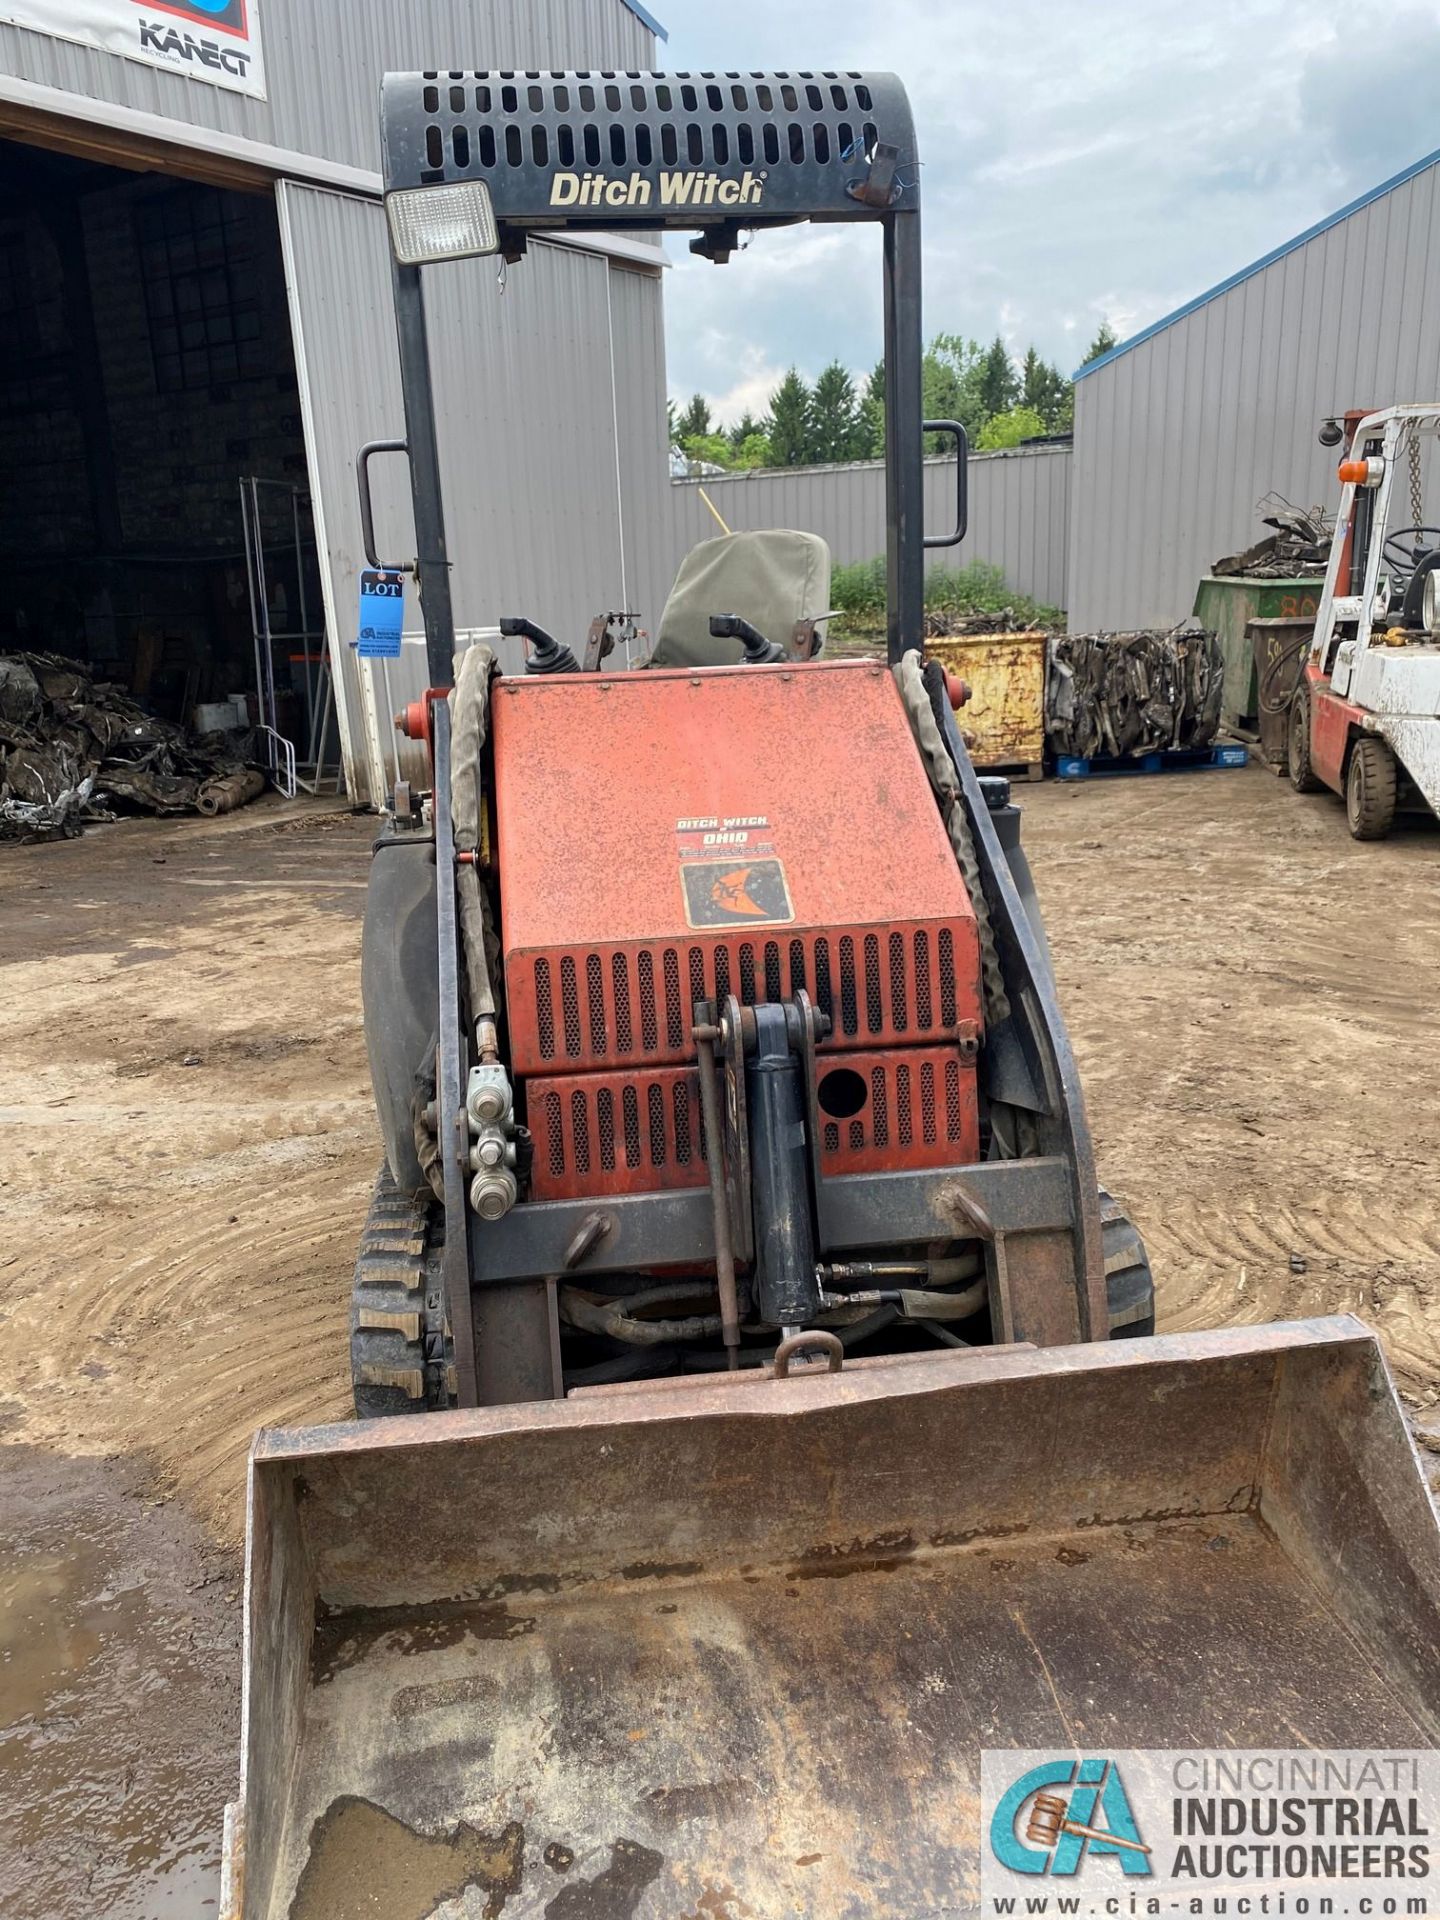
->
[[664, 442, 1072, 613], [1069, 151, 1440, 633]]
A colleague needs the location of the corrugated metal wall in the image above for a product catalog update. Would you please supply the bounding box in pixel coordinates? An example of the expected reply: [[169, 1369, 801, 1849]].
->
[[4, 0, 663, 804], [608, 260, 675, 624], [1069, 157, 1440, 632], [662, 444, 1071, 612], [1, 0, 655, 170], [277, 183, 666, 802]]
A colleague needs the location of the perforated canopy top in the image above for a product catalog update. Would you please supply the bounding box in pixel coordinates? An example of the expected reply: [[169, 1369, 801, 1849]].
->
[[380, 69, 918, 235]]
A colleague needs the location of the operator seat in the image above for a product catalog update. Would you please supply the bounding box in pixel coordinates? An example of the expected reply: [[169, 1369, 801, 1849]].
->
[[651, 528, 832, 667]]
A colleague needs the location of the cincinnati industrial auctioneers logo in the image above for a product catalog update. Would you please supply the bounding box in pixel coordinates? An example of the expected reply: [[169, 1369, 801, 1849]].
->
[[981, 1751, 1438, 1918], [990, 1758, 1152, 1878]]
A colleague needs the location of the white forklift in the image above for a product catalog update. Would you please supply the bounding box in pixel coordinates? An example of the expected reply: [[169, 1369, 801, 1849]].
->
[[1289, 403, 1440, 837]]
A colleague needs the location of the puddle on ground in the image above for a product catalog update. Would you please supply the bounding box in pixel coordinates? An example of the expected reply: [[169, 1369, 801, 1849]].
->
[[0, 1440, 239, 1920], [290, 1797, 525, 1920], [0, 1553, 110, 1720]]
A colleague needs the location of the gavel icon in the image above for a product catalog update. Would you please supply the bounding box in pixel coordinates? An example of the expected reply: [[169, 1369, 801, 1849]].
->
[[1026, 1792, 1151, 1857]]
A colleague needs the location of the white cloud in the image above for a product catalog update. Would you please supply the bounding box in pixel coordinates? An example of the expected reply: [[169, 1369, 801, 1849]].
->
[[680, 344, 789, 427], [654, 0, 1440, 391]]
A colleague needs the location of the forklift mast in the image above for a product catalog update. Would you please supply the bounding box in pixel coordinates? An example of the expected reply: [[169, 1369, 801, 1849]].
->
[[365, 69, 950, 686]]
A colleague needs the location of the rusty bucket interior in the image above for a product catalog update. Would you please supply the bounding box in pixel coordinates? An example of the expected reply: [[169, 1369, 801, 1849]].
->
[[227, 1318, 1440, 1920]]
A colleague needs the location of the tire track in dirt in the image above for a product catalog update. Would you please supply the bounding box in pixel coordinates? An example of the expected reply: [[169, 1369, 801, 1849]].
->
[[1148, 1193, 1440, 1270], [0, 809, 376, 1543], [2, 1136, 372, 1536], [1024, 767, 1440, 1404]]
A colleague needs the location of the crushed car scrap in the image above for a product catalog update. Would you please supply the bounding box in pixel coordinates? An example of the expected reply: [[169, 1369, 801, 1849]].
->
[[0, 653, 264, 842]]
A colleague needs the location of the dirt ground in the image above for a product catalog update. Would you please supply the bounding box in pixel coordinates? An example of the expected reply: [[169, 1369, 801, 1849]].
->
[[0, 768, 1437, 1918], [1024, 764, 1440, 1396]]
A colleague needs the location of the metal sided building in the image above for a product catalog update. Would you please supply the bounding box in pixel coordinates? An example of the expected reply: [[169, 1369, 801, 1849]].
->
[[1068, 146, 1440, 634], [0, 0, 670, 804]]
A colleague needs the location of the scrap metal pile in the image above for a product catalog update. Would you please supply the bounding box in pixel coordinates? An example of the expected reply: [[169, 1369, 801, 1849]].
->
[[1045, 624, 1224, 761], [1212, 493, 1333, 579], [0, 651, 264, 842], [923, 608, 1037, 638]]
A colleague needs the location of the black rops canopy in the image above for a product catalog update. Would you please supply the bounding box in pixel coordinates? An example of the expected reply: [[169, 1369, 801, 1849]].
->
[[380, 69, 918, 256], [374, 66, 932, 686]]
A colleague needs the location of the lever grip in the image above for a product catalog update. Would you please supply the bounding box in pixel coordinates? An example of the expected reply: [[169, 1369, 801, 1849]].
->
[[503, 616, 578, 676], [710, 613, 785, 663]]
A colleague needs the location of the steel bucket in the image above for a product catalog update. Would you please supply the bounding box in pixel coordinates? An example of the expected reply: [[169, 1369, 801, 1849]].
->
[[222, 1317, 1440, 1919]]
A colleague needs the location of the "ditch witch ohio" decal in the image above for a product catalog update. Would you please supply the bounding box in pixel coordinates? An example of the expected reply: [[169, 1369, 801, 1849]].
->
[[550, 169, 768, 209], [675, 816, 793, 929]]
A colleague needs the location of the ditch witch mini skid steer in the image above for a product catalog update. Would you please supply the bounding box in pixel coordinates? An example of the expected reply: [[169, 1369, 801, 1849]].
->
[[223, 69, 1440, 1920]]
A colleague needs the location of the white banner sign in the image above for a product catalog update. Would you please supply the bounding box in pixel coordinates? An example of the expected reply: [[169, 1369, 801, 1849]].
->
[[1, 0, 266, 99]]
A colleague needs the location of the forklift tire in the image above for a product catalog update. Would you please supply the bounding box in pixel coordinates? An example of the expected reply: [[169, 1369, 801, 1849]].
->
[[1288, 683, 1321, 792], [350, 1167, 453, 1417], [1345, 735, 1397, 840], [1101, 1190, 1155, 1339]]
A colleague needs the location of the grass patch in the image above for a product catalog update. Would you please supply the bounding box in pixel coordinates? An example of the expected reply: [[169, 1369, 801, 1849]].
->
[[828, 557, 1063, 646]]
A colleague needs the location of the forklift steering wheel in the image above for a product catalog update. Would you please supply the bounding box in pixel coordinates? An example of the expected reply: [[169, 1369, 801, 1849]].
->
[[1382, 525, 1440, 579]]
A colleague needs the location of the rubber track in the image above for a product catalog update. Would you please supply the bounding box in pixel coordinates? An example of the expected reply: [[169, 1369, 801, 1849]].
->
[[350, 1166, 449, 1416], [1101, 1187, 1155, 1338]]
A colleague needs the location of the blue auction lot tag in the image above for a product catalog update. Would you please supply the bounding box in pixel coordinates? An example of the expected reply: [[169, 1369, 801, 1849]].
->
[[357, 569, 406, 659]]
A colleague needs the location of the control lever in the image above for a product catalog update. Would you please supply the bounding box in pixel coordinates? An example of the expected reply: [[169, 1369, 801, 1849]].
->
[[709, 613, 786, 664], [501, 616, 579, 676]]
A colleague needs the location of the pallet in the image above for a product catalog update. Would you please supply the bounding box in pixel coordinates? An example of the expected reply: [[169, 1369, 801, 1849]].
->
[[975, 760, 1046, 784], [1054, 742, 1249, 782]]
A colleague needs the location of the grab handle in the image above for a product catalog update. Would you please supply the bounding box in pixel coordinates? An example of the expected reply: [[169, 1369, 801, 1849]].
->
[[923, 419, 968, 548], [356, 439, 413, 572]]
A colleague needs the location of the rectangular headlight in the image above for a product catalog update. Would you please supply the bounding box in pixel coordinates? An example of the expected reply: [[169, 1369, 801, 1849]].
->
[[386, 181, 498, 265]]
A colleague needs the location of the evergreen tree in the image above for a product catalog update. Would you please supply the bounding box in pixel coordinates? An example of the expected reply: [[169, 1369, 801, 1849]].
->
[[809, 360, 867, 463], [728, 410, 763, 452], [677, 392, 713, 440], [764, 369, 814, 466], [976, 335, 1020, 421], [859, 359, 886, 457], [1020, 346, 1071, 431], [1082, 320, 1119, 364]]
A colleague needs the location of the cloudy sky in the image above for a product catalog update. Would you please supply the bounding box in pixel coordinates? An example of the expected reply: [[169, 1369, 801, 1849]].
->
[[654, 0, 1440, 423]]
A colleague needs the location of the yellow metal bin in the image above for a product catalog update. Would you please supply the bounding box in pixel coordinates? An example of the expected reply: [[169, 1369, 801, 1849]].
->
[[924, 630, 1046, 777]]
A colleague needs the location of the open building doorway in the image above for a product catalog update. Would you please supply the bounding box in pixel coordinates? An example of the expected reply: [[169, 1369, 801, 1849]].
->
[[0, 136, 329, 788]]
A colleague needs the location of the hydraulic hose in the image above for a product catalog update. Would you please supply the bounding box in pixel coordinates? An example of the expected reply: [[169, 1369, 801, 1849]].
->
[[1257, 633, 1312, 717], [559, 1284, 724, 1346], [450, 644, 502, 1054]]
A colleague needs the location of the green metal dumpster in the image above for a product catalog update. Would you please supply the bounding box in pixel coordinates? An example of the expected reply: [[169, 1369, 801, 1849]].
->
[[1192, 575, 1324, 733]]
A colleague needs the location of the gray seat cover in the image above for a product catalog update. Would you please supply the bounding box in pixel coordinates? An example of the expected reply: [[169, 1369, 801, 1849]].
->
[[651, 528, 832, 667]]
